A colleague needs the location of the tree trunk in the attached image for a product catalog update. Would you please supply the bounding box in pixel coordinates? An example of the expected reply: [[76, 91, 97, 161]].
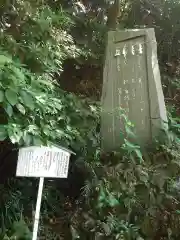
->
[[106, 0, 121, 30]]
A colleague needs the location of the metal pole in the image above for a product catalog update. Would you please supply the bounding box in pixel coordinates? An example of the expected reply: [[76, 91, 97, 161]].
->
[[32, 177, 44, 240]]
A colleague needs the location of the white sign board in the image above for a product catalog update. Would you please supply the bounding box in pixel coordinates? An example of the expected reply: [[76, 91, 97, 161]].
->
[[16, 146, 71, 178], [16, 145, 73, 240]]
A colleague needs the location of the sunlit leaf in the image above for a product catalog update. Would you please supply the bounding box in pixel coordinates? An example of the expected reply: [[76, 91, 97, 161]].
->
[[16, 103, 26, 115], [124, 139, 139, 149]]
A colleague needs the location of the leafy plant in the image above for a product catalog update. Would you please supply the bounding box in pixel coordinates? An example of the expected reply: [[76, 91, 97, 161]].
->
[[1, 220, 31, 240], [2, 0, 180, 239], [0, 179, 23, 234], [69, 107, 180, 239]]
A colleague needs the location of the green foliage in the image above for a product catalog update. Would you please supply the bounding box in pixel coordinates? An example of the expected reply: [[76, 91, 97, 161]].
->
[[0, 179, 32, 239], [0, 0, 100, 238], [0, 180, 22, 233], [0, 1, 93, 240], [0, 52, 98, 147], [0, 0, 101, 148], [2, 0, 180, 239], [2, 220, 31, 240], [70, 125, 180, 239], [0, 0, 80, 73]]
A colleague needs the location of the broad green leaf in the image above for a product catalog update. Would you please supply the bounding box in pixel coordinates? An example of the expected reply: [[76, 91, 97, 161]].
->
[[20, 90, 35, 110], [5, 89, 18, 106], [135, 149, 143, 162], [127, 121, 134, 127], [43, 125, 50, 136], [125, 125, 136, 138], [16, 103, 26, 115], [23, 133, 32, 146], [27, 124, 39, 134], [33, 136, 43, 146], [124, 139, 140, 150], [0, 126, 7, 141], [4, 104, 13, 117], [108, 195, 119, 207], [0, 90, 4, 102], [176, 210, 180, 214], [7, 124, 22, 144], [12, 66, 25, 82], [2, 234, 9, 240], [9, 133, 22, 144], [11, 220, 31, 238], [38, 79, 54, 88], [55, 102, 63, 110], [0, 55, 12, 65]]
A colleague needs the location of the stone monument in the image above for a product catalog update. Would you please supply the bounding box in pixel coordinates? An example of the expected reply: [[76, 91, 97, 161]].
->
[[101, 28, 167, 150]]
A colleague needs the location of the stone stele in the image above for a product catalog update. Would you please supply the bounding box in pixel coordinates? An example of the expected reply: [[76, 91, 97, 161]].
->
[[101, 28, 167, 150]]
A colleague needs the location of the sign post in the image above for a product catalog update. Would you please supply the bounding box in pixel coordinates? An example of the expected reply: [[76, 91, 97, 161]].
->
[[16, 145, 74, 240], [32, 177, 44, 240]]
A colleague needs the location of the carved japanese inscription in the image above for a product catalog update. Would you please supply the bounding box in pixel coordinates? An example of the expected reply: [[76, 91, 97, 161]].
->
[[101, 29, 167, 150]]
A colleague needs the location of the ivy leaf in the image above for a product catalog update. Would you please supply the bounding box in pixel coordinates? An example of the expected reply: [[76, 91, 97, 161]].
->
[[124, 139, 140, 150], [20, 90, 35, 110], [0, 90, 4, 102], [125, 125, 136, 138], [5, 89, 18, 106], [135, 149, 143, 163], [0, 126, 7, 141], [16, 103, 26, 115]]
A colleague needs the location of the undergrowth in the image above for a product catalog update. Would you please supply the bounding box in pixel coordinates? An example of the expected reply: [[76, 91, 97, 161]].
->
[[2, 109, 180, 240], [67, 111, 180, 240]]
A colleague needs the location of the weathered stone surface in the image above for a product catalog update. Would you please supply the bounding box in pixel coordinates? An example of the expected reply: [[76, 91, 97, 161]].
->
[[101, 28, 167, 150]]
